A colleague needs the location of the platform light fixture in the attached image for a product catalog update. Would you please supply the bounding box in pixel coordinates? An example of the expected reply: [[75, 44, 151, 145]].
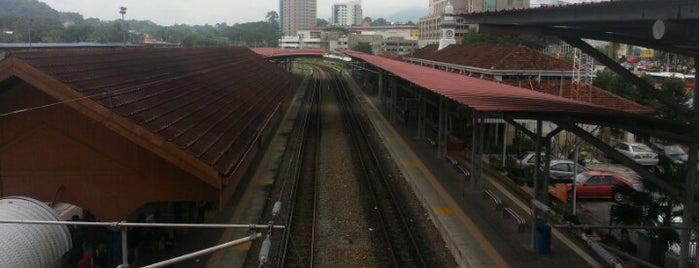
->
[[120, 6, 127, 47]]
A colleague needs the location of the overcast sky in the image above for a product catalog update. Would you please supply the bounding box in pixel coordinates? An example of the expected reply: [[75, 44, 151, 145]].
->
[[40, 0, 427, 26]]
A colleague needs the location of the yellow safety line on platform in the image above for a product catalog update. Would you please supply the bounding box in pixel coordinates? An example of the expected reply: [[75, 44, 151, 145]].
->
[[434, 207, 453, 215], [359, 100, 509, 268], [206, 91, 305, 267], [259, 178, 275, 185], [403, 162, 418, 169]]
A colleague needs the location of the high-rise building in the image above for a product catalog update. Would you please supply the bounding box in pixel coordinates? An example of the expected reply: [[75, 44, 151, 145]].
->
[[418, 0, 529, 47], [332, 1, 363, 26], [280, 0, 317, 36]]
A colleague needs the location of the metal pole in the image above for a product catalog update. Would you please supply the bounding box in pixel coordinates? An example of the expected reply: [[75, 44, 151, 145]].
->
[[438, 98, 445, 157], [470, 113, 477, 189], [572, 146, 578, 215], [531, 119, 542, 250], [681, 57, 699, 268], [141, 233, 262, 268], [502, 123, 508, 168], [120, 7, 127, 47], [477, 116, 485, 188], [28, 18, 32, 49], [121, 224, 129, 267], [0, 219, 285, 229]]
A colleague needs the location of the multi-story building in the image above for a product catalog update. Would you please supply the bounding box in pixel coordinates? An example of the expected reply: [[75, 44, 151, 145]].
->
[[332, 1, 363, 26], [334, 25, 420, 55], [279, 29, 323, 49], [418, 0, 529, 47], [281, 0, 317, 36]]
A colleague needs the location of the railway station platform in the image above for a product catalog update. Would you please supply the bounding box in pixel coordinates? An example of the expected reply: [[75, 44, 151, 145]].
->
[[150, 69, 605, 268], [345, 73, 604, 267]]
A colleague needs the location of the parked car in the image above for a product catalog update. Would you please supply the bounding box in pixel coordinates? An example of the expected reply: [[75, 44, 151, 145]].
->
[[550, 170, 641, 203], [526, 159, 588, 186], [612, 142, 659, 166], [506, 152, 545, 172], [651, 143, 689, 164]]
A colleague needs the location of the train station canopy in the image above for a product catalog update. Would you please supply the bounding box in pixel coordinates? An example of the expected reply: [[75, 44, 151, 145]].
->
[[342, 50, 690, 141]]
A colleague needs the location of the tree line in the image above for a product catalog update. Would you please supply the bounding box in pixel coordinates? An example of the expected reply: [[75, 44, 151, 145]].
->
[[0, 0, 281, 47]]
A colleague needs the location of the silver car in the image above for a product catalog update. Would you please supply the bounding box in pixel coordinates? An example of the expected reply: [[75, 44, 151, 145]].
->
[[613, 142, 659, 166]]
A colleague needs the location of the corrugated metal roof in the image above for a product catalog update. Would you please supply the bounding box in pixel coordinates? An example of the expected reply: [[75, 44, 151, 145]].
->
[[251, 48, 325, 58], [8, 47, 297, 177], [412, 45, 572, 70], [407, 44, 653, 115], [344, 50, 649, 117]]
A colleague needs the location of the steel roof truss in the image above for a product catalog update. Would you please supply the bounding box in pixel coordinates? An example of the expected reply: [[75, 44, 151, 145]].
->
[[557, 120, 681, 198], [560, 36, 692, 122]]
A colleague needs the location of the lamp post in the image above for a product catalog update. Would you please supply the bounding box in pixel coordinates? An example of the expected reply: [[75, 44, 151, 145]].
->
[[28, 18, 32, 49], [119, 7, 127, 47]]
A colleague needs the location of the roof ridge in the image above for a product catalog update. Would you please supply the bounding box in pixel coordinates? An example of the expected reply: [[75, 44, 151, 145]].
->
[[490, 44, 523, 69]]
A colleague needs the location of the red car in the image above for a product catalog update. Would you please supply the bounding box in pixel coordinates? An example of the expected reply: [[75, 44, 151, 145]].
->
[[550, 170, 640, 203]]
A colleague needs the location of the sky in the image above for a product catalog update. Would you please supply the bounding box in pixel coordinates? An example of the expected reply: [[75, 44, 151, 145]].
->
[[39, 0, 427, 26]]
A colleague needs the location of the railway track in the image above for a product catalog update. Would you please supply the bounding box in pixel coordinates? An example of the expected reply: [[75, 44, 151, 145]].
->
[[279, 68, 321, 268], [262, 65, 430, 267], [331, 69, 427, 267]]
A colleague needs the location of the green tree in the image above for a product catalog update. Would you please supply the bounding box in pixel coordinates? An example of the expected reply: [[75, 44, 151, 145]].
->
[[373, 18, 387, 26], [352, 42, 372, 54], [316, 18, 329, 27], [463, 31, 495, 46], [265, 11, 279, 31], [652, 77, 691, 120], [363, 17, 372, 23], [462, 31, 557, 50], [181, 34, 227, 47], [62, 24, 93, 42]]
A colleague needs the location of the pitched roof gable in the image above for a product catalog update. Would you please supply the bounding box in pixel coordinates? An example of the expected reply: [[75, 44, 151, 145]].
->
[[2, 47, 297, 185]]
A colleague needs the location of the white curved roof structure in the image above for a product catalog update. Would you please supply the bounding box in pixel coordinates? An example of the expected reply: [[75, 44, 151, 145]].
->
[[0, 196, 72, 268]]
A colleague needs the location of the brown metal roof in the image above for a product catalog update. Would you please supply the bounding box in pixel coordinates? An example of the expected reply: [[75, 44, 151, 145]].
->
[[344, 50, 649, 118], [412, 45, 571, 70], [251, 48, 325, 58], [407, 44, 653, 115], [6, 47, 297, 178]]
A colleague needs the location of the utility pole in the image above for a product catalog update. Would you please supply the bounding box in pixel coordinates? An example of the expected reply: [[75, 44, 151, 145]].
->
[[120, 7, 127, 47], [28, 18, 32, 49]]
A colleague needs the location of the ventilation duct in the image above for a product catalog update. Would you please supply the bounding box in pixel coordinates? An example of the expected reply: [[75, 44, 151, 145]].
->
[[0, 196, 72, 268]]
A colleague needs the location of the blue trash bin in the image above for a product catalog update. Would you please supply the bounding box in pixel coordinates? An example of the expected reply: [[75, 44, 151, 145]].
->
[[535, 222, 551, 255]]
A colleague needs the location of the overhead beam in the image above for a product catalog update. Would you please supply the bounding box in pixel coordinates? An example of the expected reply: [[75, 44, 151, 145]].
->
[[501, 112, 693, 143], [457, 1, 699, 25], [478, 24, 699, 58], [559, 36, 692, 122], [504, 118, 537, 139]]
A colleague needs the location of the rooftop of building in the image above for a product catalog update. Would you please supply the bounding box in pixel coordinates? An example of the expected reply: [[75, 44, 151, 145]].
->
[[1, 47, 297, 178]]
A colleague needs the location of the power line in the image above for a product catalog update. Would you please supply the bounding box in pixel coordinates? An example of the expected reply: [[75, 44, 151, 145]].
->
[[0, 87, 135, 118]]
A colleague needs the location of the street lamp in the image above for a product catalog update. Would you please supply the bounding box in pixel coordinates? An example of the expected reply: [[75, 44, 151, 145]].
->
[[119, 7, 127, 47]]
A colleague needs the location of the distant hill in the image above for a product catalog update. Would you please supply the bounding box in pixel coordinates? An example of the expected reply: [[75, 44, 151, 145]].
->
[[386, 7, 427, 24], [0, 0, 60, 19]]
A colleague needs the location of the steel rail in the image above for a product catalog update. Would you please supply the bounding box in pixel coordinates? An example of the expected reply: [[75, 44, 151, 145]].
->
[[332, 68, 427, 267]]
